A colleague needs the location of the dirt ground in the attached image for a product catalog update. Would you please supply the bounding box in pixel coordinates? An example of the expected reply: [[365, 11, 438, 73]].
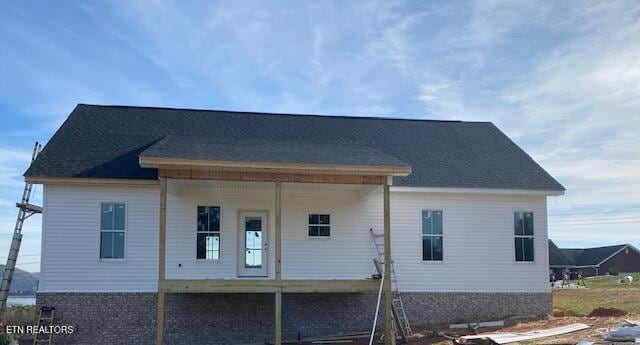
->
[[299, 313, 637, 344], [343, 316, 635, 344]]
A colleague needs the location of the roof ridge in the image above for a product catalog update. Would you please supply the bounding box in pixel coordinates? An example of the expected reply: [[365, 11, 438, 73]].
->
[[76, 103, 478, 124]]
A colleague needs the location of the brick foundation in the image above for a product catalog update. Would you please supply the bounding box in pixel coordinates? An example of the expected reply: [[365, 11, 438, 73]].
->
[[36, 291, 551, 344]]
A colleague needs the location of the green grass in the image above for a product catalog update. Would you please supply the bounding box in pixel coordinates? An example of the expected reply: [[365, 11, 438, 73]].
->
[[554, 274, 640, 317], [573, 273, 640, 289]]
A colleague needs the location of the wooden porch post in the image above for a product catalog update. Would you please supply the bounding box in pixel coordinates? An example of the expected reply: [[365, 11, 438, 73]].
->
[[383, 183, 393, 345], [156, 178, 167, 345], [274, 182, 283, 345]]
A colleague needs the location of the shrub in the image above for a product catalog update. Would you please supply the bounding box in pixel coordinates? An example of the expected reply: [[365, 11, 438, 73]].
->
[[0, 333, 13, 345], [609, 267, 619, 276], [3, 305, 37, 326]]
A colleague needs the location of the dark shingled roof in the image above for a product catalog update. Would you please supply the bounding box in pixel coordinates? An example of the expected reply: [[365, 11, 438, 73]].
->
[[548, 240, 573, 266], [549, 240, 629, 267], [25, 104, 565, 190], [140, 135, 409, 167]]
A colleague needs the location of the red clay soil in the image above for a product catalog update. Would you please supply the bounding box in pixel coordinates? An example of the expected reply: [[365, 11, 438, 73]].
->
[[587, 307, 628, 317]]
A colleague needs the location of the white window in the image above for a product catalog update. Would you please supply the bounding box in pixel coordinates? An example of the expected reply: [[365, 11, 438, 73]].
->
[[308, 214, 330, 237], [514, 212, 534, 262], [422, 210, 443, 261], [100, 203, 125, 259], [197, 206, 221, 260]]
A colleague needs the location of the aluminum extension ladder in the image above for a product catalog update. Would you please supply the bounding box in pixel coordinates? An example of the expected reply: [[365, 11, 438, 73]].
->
[[370, 228, 412, 341], [0, 142, 42, 317]]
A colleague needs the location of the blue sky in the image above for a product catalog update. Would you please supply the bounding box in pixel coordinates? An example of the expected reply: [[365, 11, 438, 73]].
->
[[0, 1, 639, 272]]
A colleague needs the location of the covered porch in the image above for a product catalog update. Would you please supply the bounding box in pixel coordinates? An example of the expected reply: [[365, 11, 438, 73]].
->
[[141, 142, 411, 345]]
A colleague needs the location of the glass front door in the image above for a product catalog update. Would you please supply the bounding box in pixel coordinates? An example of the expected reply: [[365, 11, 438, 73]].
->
[[238, 211, 268, 277]]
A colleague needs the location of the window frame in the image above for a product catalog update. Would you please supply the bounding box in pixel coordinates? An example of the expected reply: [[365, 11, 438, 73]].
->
[[421, 209, 444, 262], [196, 205, 222, 261], [514, 211, 535, 263], [307, 213, 331, 239], [99, 202, 127, 261]]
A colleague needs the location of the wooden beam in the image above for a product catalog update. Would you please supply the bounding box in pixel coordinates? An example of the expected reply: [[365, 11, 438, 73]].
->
[[274, 182, 282, 345], [275, 291, 282, 345], [161, 279, 279, 293], [158, 178, 167, 281], [155, 178, 167, 345], [140, 156, 412, 176], [383, 183, 393, 345], [158, 279, 380, 293], [275, 182, 282, 281], [281, 279, 379, 293], [159, 169, 387, 185], [156, 292, 165, 345]]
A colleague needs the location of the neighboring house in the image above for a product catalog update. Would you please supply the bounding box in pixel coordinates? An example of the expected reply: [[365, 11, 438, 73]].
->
[[549, 240, 640, 278], [25, 104, 565, 345]]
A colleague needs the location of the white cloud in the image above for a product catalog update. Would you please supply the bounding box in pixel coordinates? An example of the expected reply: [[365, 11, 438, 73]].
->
[[1, 0, 638, 250], [0, 147, 32, 187], [409, 1, 640, 248]]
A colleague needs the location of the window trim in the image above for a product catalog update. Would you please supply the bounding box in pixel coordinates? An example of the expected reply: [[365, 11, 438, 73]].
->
[[196, 205, 222, 261], [307, 213, 331, 239], [98, 201, 127, 262], [421, 209, 444, 262], [514, 211, 535, 263]]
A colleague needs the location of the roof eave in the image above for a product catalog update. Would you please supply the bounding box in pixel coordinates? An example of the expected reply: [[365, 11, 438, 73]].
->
[[25, 176, 159, 186], [139, 156, 412, 177], [390, 186, 564, 196]]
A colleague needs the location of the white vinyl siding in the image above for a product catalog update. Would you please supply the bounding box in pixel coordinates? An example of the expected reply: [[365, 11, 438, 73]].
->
[[40, 181, 550, 294], [164, 182, 378, 280], [40, 184, 158, 292], [390, 192, 549, 293]]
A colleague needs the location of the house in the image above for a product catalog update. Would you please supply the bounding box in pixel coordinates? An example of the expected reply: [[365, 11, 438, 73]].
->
[[549, 240, 640, 279], [25, 104, 565, 345]]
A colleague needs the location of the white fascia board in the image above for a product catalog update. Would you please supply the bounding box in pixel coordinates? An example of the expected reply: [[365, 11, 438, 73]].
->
[[390, 186, 565, 196]]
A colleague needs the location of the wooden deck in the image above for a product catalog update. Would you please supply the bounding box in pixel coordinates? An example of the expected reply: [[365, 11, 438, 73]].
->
[[159, 278, 381, 293]]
